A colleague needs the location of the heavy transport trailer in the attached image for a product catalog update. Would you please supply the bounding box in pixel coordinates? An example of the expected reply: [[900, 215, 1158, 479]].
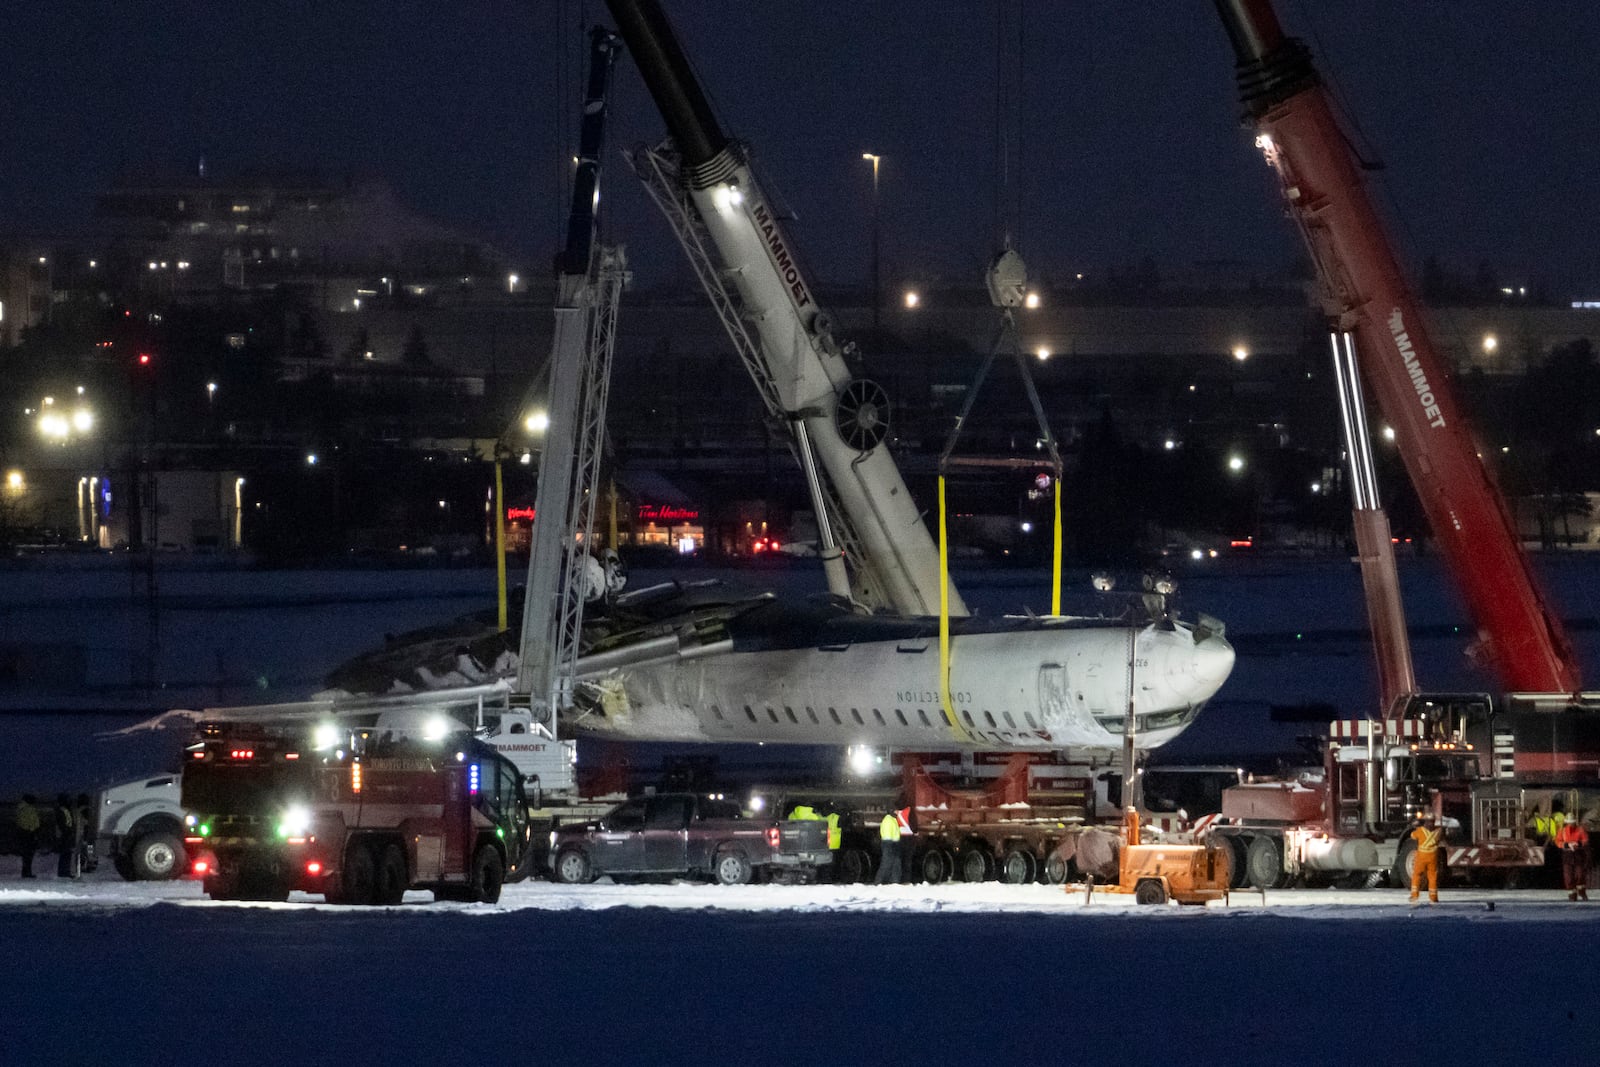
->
[[765, 753, 1237, 886], [180, 721, 535, 904]]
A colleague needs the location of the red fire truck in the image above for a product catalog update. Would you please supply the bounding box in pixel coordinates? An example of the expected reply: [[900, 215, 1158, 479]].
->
[[181, 721, 533, 904]]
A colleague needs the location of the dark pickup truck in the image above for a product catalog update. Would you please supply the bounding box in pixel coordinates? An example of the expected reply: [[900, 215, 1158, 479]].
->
[[549, 793, 832, 885]]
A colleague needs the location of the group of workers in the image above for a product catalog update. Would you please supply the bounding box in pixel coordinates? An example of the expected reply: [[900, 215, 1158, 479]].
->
[[10, 793, 94, 880], [1408, 806, 1591, 905], [1529, 804, 1591, 902], [787, 802, 915, 884]]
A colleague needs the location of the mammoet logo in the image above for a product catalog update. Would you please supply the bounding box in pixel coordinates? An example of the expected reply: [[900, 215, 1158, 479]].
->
[[1387, 309, 1447, 429], [750, 201, 813, 311]]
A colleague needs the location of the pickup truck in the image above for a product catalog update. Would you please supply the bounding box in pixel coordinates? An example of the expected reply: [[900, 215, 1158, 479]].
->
[[549, 793, 831, 885]]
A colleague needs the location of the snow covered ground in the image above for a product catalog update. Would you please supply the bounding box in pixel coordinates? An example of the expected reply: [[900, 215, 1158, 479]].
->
[[1, 862, 1597, 1066], [5, 558, 1600, 1063]]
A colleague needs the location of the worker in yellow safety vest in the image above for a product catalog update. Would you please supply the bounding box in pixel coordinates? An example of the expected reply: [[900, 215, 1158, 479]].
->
[[1409, 812, 1445, 905], [825, 812, 841, 851], [875, 810, 902, 885]]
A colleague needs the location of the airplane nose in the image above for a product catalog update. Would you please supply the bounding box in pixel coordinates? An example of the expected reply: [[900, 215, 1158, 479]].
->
[[1190, 631, 1236, 700]]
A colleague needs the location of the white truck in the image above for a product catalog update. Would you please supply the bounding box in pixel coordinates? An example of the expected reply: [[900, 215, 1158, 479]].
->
[[97, 774, 187, 880]]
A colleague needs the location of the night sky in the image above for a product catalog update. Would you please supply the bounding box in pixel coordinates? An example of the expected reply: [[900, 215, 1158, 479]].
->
[[3, 2, 1596, 296]]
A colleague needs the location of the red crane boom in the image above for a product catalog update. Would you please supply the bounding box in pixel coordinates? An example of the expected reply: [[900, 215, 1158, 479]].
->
[[1212, 0, 1581, 695]]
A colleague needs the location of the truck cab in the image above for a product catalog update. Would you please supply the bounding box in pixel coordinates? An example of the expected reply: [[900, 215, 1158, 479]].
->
[[96, 774, 187, 881]]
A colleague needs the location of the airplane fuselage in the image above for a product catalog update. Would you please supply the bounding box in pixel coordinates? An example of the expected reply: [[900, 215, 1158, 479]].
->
[[571, 612, 1235, 752]]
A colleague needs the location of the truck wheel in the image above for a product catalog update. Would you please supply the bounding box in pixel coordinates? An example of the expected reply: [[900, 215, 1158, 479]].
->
[[240, 872, 290, 902], [204, 871, 240, 901], [1135, 879, 1168, 905], [1223, 836, 1250, 890], [713, 849, 753, 886], [999, 848, 1036, 885], [1043, 853, 1070, 885], [339, 841, 377, 905], [959, 846, 994, 883], [837, 848, 871, 884], [129, 830, 185, 881], [1246, 835, 1287, 890], [920, 848, 952, 885], [554, 847, 593, 885], [376, 843, 408, 905], [470, 844, 505, 904]]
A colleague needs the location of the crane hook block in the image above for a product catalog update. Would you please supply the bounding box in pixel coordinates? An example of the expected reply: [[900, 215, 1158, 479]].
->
[[986, 249, 1029, 308]]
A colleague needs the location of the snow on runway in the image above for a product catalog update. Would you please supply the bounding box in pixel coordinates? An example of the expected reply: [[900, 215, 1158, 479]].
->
[[3, 870, 1598, 1066], [1, 867, 1597, 917]]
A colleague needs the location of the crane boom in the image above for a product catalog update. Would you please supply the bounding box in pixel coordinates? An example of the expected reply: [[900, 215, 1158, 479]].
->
[[1212, 0, 1581, 695], [605, 0, 966, 617]]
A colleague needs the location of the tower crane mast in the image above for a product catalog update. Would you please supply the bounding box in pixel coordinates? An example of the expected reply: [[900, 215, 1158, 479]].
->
[[515, 28, 627, 761]]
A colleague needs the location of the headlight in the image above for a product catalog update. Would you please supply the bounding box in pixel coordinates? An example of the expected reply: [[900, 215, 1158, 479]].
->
[[278, 805, 313, 838], [313, 723, 341, 751]]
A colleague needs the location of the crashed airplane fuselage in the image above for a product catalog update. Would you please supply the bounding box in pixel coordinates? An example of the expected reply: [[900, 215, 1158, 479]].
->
[[328, 583, 1235, 753]]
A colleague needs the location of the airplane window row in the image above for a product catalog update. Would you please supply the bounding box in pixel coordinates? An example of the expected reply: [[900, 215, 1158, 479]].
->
[[713, 702, 1041, 743]]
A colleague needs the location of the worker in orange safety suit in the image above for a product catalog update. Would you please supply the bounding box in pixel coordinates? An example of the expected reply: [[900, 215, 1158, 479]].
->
[[1555, 820, 1590, 901], [1408, 813, 1445, 905]]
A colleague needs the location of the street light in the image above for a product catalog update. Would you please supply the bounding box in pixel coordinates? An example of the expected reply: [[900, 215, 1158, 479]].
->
[[525, 411, 549, 435], [862, 153, 881, 335]]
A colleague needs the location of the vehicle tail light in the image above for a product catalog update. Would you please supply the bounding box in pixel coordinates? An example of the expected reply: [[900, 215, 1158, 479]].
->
[[766, 826, 780, 849], [306, 861, 323, 876], [351, 761, 362, 794], [192, 859, 210, 876]]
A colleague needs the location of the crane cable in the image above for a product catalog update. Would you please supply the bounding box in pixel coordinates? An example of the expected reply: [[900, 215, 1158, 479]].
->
[[939, 2, 1056, 747]]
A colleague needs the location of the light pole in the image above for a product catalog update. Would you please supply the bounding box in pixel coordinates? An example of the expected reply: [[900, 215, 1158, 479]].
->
[[862, 153, 881, 336]]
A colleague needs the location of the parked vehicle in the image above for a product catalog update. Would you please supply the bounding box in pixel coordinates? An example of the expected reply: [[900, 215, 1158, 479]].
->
[[97, 774, 187, 881], [549, 793, 831, 885], [181, 721, 534, 904]]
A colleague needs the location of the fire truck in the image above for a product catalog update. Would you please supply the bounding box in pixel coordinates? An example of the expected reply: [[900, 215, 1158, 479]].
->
[[180, 721, 534, 904]]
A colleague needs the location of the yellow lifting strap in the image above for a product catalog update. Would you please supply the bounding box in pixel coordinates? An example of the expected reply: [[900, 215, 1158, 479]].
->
[[1052, 477, 1062, 616], [938, 475, 975, 745]]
